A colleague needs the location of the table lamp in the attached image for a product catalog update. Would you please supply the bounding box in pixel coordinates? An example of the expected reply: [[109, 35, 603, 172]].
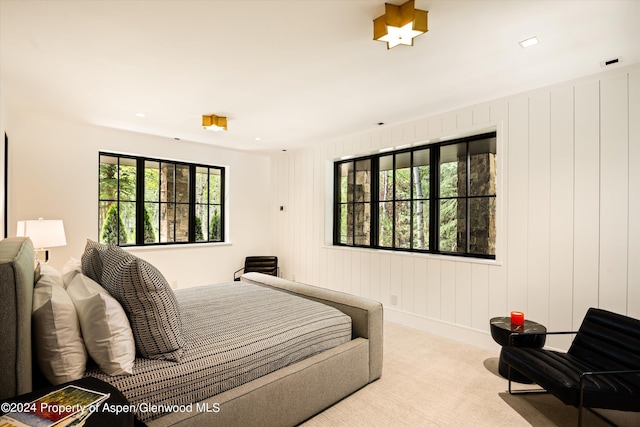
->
[[16, 218, 67, 263]]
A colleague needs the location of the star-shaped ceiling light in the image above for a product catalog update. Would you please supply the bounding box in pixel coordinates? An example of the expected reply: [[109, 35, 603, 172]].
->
[[202, 114, 227, 131], [373, 0, 428, 49]]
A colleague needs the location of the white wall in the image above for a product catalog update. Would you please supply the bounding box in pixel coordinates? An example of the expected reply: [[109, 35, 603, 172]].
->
[[271, 63, 640, 351], [7, 113, 273, 287], [0, 77, 6, 239]]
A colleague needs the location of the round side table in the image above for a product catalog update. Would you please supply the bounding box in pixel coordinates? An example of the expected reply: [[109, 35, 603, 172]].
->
[[490, 316, 546, 383]]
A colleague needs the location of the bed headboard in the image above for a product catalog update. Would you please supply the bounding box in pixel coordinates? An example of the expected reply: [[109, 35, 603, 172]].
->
[[0, 237, 35, 400]]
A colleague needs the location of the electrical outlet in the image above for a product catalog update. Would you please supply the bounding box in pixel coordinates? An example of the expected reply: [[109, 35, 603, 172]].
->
[[390, 294, 398, 305]]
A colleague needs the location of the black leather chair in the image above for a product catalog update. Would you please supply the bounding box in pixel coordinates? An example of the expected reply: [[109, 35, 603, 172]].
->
[[502, 308, 640, 426], [234, 256, 278, 281]]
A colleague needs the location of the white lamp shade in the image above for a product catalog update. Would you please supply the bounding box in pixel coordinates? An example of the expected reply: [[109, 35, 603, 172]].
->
[[16, 219, 67, 249]]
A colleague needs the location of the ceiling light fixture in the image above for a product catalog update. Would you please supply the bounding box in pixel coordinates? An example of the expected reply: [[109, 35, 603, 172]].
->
[[519, 36, 539, 48], [373, 0, 428, 49], [202, 114, 227, 131]]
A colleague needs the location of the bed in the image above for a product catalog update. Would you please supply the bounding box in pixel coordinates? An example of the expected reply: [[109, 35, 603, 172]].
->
[[0, 237, 383, 426]]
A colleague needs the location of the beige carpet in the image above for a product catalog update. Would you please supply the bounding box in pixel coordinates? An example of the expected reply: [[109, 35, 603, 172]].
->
[[302, 322, 639, 426]]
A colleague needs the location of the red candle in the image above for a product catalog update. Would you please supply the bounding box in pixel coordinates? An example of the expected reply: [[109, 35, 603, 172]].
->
[[510, 311, 525, 326]]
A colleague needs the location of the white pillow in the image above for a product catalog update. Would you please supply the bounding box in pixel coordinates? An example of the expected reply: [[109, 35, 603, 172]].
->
[[62, 257, 82, 288], [38, 263, 65, 287], [66, 273, 135, 376], [32, 272, 87, 385]]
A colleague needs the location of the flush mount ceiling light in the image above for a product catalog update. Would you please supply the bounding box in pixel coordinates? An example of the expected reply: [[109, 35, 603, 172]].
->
[[373, 0, 428, 49], [202, 114, 227, 131]]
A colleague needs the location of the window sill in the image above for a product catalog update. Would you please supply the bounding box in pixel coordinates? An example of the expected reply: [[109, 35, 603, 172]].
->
[[322, 244, 502, 266], [123, 241, 232, 252]]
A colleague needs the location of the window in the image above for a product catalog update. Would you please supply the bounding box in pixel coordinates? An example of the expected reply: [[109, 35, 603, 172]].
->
[[99, 153, 225, 246], [334, 132, 496, 259]]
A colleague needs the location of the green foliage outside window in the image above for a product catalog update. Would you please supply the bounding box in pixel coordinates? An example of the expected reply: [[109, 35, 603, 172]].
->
[[101, 204, 127, 244], [335, 132, 496, 258], [99, 153, 224, 246]]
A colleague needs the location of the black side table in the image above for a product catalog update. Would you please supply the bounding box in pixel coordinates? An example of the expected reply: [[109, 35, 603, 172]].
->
[[1, 377, 136, 427], [490, 316, 547, 383]]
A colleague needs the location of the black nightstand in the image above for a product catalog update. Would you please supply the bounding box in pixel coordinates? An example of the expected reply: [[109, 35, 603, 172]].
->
[[490, 316, 547, 383], [1, 377, 137, 427]]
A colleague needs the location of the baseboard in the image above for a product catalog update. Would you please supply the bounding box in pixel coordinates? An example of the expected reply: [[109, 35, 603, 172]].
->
[[384, 307, 500, 352]]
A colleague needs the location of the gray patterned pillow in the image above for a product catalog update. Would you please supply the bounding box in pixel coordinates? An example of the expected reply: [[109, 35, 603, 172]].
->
[[80, 239, 107, 283], [101, 245, 185, 362]]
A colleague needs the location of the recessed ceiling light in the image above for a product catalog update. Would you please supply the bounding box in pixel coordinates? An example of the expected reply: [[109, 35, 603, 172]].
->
[[136, 112, 146, 117], [519, 36, 539, 48], [255, 137, 262, 141]]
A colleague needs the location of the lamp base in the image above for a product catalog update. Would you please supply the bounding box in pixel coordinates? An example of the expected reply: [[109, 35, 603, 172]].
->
[[35, 248, 50, 264]]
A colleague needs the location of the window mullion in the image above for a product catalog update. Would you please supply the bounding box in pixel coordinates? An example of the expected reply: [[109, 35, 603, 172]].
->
[[135, 158, 145, 245], [188, 165, 196, 243], [371, 158, 379, 248], [430, 147, 440, 253], [409, 151, 414, 250], [466, 141, 471, 254], [351, 161, 356, 246], [220, 167, 225, 241], [391, 154, 396, 248]]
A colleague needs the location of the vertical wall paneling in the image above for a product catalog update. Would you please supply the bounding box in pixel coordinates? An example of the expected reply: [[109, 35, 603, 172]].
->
[[391, 127, 404, 145], [428, 117, 443, 137], [312, 146, 323, 285], [599, 74, 629, 314], [294, 151, 304, 280], [471, 264, 490, 331], [369, 251, 381, 304], [390, 255, 403, 308], [488, 264, 508, 319], [629, 71, 640, 318], [443, 115, 456, 132], [402, 123, 416, 144], [455, 262, 472, 327], [379, 253, 391, 306], [457, 109, 473, 129], [415, 118, 429, 141], [350, 251, 360, 296], [272, 65, 639, 351], [288, 152, 296, 278], [473, 105, 491, 125], [414, 257, 428, 317], [490, 101, 509, 265], [333, 249, 345, 292], [548, 85, 576, 349], [426, 258, 441, 319], [401, 256, 415, 313], [573, 80, 601, 326], [440, 260, 456, 323], [527, 92, 551, 326], [506, 97, 529, 311], [360, 251, 371, 299]]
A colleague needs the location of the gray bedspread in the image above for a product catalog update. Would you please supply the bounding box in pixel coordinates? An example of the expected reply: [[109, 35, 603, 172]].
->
[[85, 281, 352, 422]]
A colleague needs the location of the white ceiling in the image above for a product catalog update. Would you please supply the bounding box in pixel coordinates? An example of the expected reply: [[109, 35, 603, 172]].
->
[[1, 0, 638, 152]]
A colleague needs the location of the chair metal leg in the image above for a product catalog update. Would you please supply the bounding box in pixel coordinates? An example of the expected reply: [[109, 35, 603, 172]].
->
[[507, 365, 546, 395], [579, 374, 618, 427]]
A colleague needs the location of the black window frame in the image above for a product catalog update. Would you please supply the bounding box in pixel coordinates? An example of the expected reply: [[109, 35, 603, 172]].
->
[[333, 131, 497, 260], [98, 152, 225, 246]]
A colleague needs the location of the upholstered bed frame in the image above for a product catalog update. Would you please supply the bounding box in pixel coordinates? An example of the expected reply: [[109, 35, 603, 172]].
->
[[0, 237, 383, 426]]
